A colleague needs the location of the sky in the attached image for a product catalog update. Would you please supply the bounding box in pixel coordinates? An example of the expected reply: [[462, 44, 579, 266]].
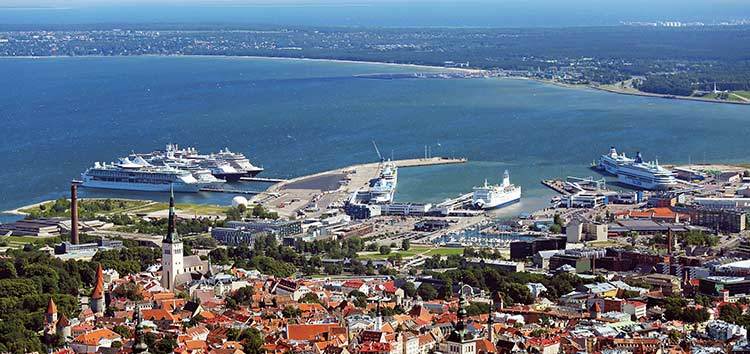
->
[[1, 0, 749, 27]]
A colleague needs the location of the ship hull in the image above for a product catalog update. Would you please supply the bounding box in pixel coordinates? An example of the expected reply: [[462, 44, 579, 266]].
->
[[477, 197, 521, 210], [80, 180, 203, 192], [212, 173, 246, 182], [616, 174, 673, 191]]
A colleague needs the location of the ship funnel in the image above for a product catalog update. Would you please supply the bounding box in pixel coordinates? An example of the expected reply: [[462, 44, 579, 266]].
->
[[635, 152, 643, 163], [502, 170, 510, 187]]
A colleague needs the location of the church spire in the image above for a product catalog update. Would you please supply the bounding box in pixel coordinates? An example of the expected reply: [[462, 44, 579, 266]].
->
[[375, 298, 383, 331], [446, 283, 474, 343], [132, 305, 150, 354], [488, 292, 495, 344], [164, 185, 179, 244]]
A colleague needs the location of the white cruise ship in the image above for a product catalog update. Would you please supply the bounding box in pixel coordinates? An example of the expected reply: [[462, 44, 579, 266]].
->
[[80, 157, 208, 192], [135, 144, 264, 181], [472, 170, 522, 210], [597, 146, 635, 175], [616, 153, 677, 190], [369, 161, 398, 204]]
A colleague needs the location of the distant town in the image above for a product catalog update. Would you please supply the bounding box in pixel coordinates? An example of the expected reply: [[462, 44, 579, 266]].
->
[[1, 24, 750, 103]]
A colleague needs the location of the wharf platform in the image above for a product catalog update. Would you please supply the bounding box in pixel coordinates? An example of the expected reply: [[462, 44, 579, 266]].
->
[[250, 156, 467, 219], [200, 187, 262, 195], [239, 177, 288, 183], [541, 179, 571, 195]]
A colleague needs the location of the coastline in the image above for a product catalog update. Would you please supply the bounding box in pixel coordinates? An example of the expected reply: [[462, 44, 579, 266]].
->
[[4, 54, 748, 106], [590, 84, 750, 106], [516, 76, 750, 106], [2, 54, 485, 74]]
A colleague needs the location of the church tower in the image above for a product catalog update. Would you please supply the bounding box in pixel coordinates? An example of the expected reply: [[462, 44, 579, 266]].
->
[[441, 284, 477, 354], [161, 187, 183, 291], [90, 264, 105, 315]]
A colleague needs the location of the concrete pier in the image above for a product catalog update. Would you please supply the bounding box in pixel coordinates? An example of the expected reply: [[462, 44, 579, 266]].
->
[[250, 156, 467, 218]]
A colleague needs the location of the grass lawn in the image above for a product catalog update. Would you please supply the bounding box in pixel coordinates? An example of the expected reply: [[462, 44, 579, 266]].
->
[[357, 246, 464, 260], [19, 198, 153, 217], [1, 235, 60, 248], [733, 91, 750, 100], [128, 202, 228, 216], [698, 92, 747, 102]]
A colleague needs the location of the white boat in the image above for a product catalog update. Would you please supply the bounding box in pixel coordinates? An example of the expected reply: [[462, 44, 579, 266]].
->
[[472, 170, 522, 210], [369, 161, 398, 204], [616, 153, 677, 190], [80, 157, 208, 192], [597, 146, 635, 175]]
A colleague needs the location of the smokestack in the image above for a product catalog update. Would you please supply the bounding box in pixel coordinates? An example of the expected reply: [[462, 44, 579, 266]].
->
[[71, 183, 79, 245]]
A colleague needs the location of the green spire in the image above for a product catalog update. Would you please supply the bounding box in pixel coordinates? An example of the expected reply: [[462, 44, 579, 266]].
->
[[133, 306, 150, 354], [164, 185, 179, 244]]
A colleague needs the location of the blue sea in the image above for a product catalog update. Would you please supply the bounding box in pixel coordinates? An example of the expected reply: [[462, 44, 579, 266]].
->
[[2, 1, 749, 27], [2, 56, 750, 222]]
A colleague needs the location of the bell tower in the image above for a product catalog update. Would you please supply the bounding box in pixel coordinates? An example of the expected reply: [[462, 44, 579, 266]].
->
[[161, 187, 183, 291]]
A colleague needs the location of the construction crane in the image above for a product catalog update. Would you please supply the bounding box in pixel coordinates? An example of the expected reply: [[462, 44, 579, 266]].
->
[[372, 140, 384, 162]]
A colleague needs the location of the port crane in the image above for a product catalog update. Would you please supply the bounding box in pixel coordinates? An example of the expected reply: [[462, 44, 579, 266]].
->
[[372, 140, 384, 162]]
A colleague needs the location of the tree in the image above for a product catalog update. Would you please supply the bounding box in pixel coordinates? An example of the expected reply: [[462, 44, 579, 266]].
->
[[231, 286, 255, 305], [379, 245, 391, 255], [282, 306, 302, 318], [440, 279, 454, 300], [229, 328, 264, 354], [418, 284, 438, 301], [300, 292, 321, 304], [401, 239, 410, 251], [402, 282, 417, 298], [0, 261, 17, 279]]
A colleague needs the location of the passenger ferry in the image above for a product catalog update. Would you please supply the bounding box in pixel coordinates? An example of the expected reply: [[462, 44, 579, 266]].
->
[[472, 170, 522, 210]]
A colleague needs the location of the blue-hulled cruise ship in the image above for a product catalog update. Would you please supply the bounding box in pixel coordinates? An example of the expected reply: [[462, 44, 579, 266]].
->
[[596, 147, 677, 190]]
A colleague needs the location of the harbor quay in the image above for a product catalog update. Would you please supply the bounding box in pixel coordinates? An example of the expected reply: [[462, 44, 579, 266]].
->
[[250, 157, 468, 219]]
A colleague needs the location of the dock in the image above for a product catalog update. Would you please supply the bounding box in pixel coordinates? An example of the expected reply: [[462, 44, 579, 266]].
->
[[247, 156, 468, 219], [199, 187, 262, 195], [393, 157, 467, 168], [541, 179, 571, 195], [239, 177, 288, 183]]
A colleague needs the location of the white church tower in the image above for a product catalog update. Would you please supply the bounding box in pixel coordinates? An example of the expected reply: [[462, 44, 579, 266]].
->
[[161, 187, 183, 291]]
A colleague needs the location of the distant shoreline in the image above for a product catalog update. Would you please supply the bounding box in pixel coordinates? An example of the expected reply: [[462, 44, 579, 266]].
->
[[1, 54, 485, 74], [5, 54, 749, 106]]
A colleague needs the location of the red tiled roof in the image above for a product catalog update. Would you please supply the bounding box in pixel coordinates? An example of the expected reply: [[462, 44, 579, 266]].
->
[[287, 324, 343, 341], [72, 328, 120, 346], [91, 264, 104, 300], [46, 297, 57, 315]]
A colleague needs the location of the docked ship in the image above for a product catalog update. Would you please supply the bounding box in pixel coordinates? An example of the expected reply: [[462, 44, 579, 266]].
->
[[472, 170, 522, 210], [135, 144, 264, 182], [80, 157, 209, 192], [596, 146, 635, 175], [615, 152, 677, 190], [369, 161, 398, 204]]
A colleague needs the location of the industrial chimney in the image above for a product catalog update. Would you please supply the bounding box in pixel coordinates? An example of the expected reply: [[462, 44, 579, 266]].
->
[[70, 183, 79, 245]]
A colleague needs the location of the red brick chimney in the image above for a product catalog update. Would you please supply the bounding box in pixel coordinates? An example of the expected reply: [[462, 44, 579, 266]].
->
[[71, 183, 79, 245]]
